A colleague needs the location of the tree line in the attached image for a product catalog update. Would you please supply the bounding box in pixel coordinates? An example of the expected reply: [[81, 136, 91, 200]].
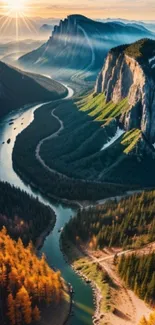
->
[[0, 227, 63, 325], [0, 181, 55, 245], [118, 253, 155, 305], [63, 190, 155, 249]]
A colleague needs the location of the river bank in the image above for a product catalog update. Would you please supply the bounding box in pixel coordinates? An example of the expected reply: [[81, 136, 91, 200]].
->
[[38, 281, 72, 325], [14, 166, 84, 210], [35, 219, 56, 250], [60, 235, 110, 325], [0, 83, 95, 325], [60, 233, 153, 325]]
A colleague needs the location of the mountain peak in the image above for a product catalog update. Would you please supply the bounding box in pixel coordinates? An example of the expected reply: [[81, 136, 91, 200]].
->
[[67, 14, 90, 21], [19, 16, 154, 81], [110, 38, 155, 62]]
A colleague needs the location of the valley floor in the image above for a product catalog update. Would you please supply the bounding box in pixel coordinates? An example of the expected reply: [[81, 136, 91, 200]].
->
[[13, 97, 129, 203], [62, 237, 154, 325]]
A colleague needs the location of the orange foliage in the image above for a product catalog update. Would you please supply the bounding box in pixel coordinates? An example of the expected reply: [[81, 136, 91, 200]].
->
[[0, 227, 63, 325], [138, 312, 155, 325], [89, 235, 97, 250]]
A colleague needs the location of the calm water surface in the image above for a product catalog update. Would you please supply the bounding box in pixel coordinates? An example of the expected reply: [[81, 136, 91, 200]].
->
[[0, 96, 94, 325]]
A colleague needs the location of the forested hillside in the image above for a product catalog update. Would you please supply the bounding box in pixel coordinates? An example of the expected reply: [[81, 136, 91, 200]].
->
[[13, 100, 130, 201], [118, 253, 155, 305], [38, 93, 155, 188], [62, 190, 155, 321], [0, 181, 55, 245], [64, 191, 155, 249], [0, 61, 67, 119], [0, 228, 63, 325]]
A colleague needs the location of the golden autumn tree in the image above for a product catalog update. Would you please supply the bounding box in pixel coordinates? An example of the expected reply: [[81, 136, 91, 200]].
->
[[32, 306, 40, 321], [138, 316, 148, 325], [0, 229, 64, 325], [148, 312, 155, 325], [15, 287, 32, 324], [7, 294, 16, 325]]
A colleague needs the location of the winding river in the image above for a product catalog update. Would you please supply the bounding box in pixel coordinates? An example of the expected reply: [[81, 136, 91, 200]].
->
[[0, 85, 94, 325]]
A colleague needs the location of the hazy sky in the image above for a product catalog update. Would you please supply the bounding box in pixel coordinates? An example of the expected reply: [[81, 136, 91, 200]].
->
[[1, 0, 155, 20]]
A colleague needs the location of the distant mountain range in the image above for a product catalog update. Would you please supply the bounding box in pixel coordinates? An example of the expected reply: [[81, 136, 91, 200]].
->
[[0, 15, 60, 38], [40, 24, 54, 35], [0, 39, 43, 62], [0, 61, 67, 119], [98, 18, 155, 32], [19, 14, 154, 81]]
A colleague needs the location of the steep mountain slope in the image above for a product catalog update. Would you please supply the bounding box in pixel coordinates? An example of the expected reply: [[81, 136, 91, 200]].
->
[[95, 38, 155, 144], [35, 39, 155, 188], [0, 61, 67, 119], [19, 15, 154, 81]]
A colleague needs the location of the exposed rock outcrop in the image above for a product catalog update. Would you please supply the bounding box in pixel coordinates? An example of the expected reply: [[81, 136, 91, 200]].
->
[[95, 39, 155, 143]]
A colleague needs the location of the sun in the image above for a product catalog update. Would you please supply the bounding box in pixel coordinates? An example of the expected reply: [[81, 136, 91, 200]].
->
[[1, 0, 37, 39], [5, 0, 26, 14]]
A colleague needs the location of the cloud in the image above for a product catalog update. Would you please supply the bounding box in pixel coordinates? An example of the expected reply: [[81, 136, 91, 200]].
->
[[0, 0, 155, 19]]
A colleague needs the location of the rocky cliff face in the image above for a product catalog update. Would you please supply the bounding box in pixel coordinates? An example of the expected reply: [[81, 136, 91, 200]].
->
[[95, 39, 155, 144], [51, 15, 85, 42], [19, 15, 154, 81]]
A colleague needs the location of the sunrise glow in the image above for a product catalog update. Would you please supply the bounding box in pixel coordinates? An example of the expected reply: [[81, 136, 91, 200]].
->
[[4, 0, 26, 15]]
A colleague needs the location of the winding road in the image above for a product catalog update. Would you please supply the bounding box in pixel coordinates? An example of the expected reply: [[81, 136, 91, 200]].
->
[[36, 108, 71, 181]]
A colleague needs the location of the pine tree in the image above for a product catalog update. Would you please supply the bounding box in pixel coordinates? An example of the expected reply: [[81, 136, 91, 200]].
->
[[32, 306, 40, 322], [148, 311, 155, 325], [138, 316, 148, 325], [147, 273, 155, 303], [7, 293, 16, 325], [0, 229, 64, 325], [15, 286, 32, 325]]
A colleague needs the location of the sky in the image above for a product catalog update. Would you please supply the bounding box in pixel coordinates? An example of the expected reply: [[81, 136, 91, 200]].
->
[[0, 0, 155, 20]]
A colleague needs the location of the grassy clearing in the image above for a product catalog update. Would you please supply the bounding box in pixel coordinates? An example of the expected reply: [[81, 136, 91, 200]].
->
[[75, 92, 94, 108], [78, 92, 129, 124], [62, 236, 112, 315], [78, 93, 105, 113], [121, 129, 142, 154], [77, 92, 141, 155], [74, 258, 112, 313], [95, 98, 129, 122]]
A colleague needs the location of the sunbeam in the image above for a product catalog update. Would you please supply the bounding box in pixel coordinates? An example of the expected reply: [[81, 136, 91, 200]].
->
[[19, 12, 38, 34], [18, 12, 32, 33], [0, 0, 37, 38], [15, 12, 19, 40], [0, 14, 12, 32]]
